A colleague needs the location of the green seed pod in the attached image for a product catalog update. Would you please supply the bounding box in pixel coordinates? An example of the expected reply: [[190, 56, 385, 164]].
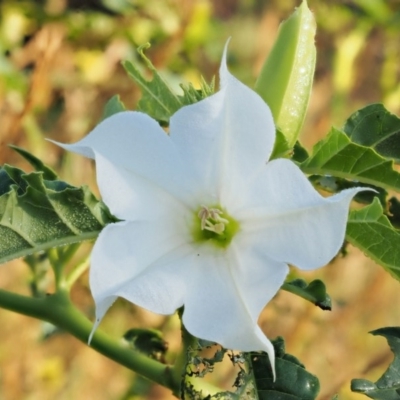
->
[[255, 0, 316, 148]]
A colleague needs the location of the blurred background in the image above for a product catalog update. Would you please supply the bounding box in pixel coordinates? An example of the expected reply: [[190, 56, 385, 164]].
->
[[1, 0, 400, 399]]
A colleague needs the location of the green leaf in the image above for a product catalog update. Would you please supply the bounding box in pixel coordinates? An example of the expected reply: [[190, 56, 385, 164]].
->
[[282, 279, 331, 310], [123, 328, 167, 361], [123, 44, 213, 125], [122, 45, 182, 124], [9, 145, 58, 180], [351, 327, 400, 399], [24, 252, 51, 297], [270, 129, 292, 160], [251, 337, 320, 400], [102, 95, 126, 120], [292, 141, 309, 163], [300, 128, 400, 192], [0, 165, 114, 264], [346, 198, 400, 281], [308, 175, 387, 206], [388, 197, 400, 229], [343, 104, 400, 163], [255, 0, 316, 148]]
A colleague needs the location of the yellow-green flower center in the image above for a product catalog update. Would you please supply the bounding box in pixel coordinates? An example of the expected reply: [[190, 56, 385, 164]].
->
[[192, 205, 240, 249]]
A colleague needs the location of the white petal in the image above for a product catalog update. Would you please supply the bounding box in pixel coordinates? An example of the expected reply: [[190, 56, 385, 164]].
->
[[181, 249, 278, 365], [169, 48, 275, 205], [89, 295, 117, 343], [230, 238, 289, 321], [89, 219, 190, 327], [235, 158, 365, 270], [93, 151, 192, 221], [50, 111, 197, 204]]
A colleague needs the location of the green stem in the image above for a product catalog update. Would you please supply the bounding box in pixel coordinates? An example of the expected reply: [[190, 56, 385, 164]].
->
[[59, 243, 82, 266], [172, 323, 195, 384], [0, 289, 180, 396], [170, 308, 202, 398], [47, 248, 66, 290], [65, 255, 90, 290]]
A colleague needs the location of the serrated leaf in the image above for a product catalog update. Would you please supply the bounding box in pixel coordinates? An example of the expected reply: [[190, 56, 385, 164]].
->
[[388, 197, 400, 229], [346, 198, 400, 281], [179, 76, 215, 105], [300, 128, 400, 192], [351, 327, 400, 399], [0, 165, 114, 264], [123, 58, 181, 124], [123, 44, 214, 125], [102, 95, 126, 120], [255, 0, 316, 147], [292, 141, 309, 163], [309, 175, 387, 205], [251, 337, 320, 400], [270, 129, 292, 160], [9, 145, 58, 180], [0, 168, 16, 196], [282, 279, 331, 310], [344, 104, 400, 163]]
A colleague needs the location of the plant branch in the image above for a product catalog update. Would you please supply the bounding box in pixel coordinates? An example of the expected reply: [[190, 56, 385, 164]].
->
[[0, 289, 180, 396], [65, 255, 90, 289]]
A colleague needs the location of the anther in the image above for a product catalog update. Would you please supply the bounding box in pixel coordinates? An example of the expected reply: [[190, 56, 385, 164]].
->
[[198, 206, 228, 235]]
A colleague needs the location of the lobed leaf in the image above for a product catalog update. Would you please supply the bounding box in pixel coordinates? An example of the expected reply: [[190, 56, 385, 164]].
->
[[123, 44, 214, 124], [388, 197, 400, 229], [308, 175, 387, 206], [292, 141, 309, 163], [270, 129, 292, 160], [123, 328, 167, 361], [351, 327, 400, 399], [0, 164, 114, 265], [179, 76, 215, 105], [346, 198, 400, 281], [251, 337, 320, 400], [102, 95, 126, 120], [282, 278, 331, 310], [8, 145, 58, 180], [300, 127, 400, 192], [344, 104, 400, 163]]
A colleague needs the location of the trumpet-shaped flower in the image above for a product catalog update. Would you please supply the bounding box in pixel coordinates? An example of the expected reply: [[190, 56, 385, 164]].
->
[[54, 47, 363, 371]]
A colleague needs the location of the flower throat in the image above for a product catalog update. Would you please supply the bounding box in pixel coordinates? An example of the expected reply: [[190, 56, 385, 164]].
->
[[192, 206, 240, 248]]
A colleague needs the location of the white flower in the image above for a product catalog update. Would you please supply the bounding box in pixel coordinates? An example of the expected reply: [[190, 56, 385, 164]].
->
[[54, 46, 363, 372]]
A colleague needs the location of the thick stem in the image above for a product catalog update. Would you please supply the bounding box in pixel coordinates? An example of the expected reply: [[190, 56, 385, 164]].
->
[[0, 289, 180, 396]]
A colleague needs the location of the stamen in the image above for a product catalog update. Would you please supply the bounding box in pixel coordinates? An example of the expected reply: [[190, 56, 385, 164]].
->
[[198, 206, 229, 235], [198, 207, 210, 230]]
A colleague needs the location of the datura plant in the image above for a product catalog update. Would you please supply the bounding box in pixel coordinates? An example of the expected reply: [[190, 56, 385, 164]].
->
[[1, 1, 400, 399], [53, 43, 366, 376]]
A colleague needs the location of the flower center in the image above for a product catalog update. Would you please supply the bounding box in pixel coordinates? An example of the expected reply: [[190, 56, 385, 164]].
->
[[192, 205, 240, 248]]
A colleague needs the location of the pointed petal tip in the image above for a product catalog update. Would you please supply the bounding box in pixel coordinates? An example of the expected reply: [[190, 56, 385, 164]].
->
[[255, 326, 276, 380], [219, 37, 232, 87], [46, 137, 96, 159], [331, 186, 377, 203], [88, 307, 107, 345], [87, 296, 117, 345], [87, 322, 98, 345], [46, 138, 73, 154]]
